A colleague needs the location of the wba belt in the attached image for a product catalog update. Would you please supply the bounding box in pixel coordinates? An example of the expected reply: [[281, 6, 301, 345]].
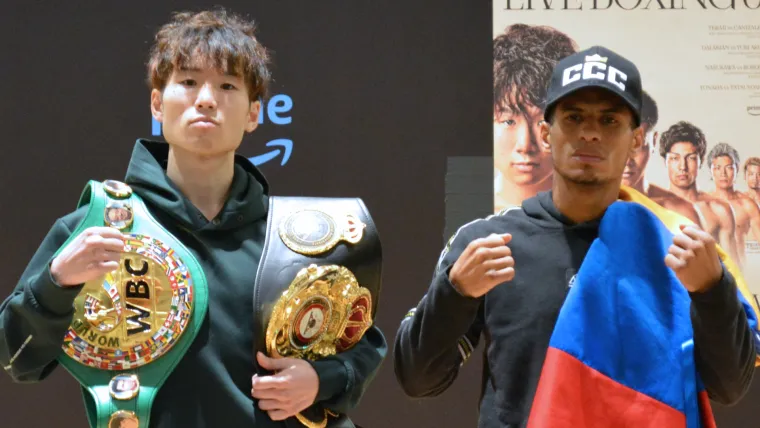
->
[[254, 196, 382, 428], [53, 180, 209, 428]]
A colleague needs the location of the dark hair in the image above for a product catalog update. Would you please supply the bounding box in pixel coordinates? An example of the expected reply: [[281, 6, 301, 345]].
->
[[493, 24, 577, 114], [658, 121, 707, 163], [147, 8, 272, 101], [641, 90, 658, 129], [707, 142, 740, 168], [744, 157, 760, 174]]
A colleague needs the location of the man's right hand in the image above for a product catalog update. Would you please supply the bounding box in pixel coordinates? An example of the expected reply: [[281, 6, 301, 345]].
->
[[50, 227, 126, 287], [448, 233, 514, 298]]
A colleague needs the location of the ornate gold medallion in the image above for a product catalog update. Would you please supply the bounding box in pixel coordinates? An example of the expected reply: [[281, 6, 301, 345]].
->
[[279, 210, 366, 255], [62, 234, 194, 370], [266, 264, 373, 428], [103, 180, 133, 199], [108, 410, 139, 428], [266, 264, 372, 361], [109, 374, 140, 400], [104, 200, 134, 230]]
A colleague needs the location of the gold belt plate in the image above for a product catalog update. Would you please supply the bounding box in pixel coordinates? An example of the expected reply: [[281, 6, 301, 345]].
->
[[62, 234, 194, 370]]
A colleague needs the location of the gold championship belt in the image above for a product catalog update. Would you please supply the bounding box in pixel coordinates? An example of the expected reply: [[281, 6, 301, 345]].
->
[[255, 197, 382, 428], [266, 264, 372, 362], [54, 180, 209, 428]]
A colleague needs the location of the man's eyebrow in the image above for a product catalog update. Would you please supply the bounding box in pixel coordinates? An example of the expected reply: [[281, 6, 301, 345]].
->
[[601, 104, 627, 114], [559, 104, 582, 112]]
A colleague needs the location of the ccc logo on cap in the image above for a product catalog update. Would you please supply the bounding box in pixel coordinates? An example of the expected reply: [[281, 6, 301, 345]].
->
[[561, 54, 628, 91]]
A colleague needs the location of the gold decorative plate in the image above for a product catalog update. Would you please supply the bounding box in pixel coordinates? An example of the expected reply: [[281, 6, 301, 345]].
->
[[278, 210, 366, 255]]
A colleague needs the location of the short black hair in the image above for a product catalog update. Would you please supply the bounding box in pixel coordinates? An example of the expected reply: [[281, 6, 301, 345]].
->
[[493, 24, 577, 115], [659, 121, 707, 163]]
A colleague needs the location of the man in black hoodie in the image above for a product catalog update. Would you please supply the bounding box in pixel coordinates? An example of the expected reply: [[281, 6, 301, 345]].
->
[[0, 8, 385, 428], [394, 46, 758, 427]]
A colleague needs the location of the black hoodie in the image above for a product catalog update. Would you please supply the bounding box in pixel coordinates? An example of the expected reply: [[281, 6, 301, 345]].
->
[[394, 191, 756, 428], [0, 139, 387, 427]]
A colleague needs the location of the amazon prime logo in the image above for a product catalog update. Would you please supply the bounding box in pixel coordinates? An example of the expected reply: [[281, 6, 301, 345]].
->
[[248, 138, 292, 166], [151, 93, 294, 167]]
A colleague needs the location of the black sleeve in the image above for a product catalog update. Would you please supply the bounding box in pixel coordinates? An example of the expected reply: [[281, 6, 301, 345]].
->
[[690, 264, 757, 406], [0, 208, 86, 383], [393, 222, 486, 398]]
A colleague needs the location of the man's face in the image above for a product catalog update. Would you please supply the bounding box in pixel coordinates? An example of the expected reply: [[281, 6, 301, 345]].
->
[[746, 164, 760, 190], [151, 62, 260, 156], [120, 420, 138, 428], [710, 155, 736, 190], [494, 102, 552, 186], [540, 87, 642, 187], [622, 124, 657, 187], [665, 142, 700, 189]]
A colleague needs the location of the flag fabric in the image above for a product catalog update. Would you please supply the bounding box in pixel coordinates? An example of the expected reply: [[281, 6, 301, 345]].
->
[[526, 186, 760, 428]]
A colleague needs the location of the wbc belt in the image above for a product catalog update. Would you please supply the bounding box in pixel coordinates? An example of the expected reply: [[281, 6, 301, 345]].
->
[[254, 196, 382, 428], [54, 180, 209, 428]]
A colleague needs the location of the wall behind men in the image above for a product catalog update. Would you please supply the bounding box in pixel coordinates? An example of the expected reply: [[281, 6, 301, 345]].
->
[[0, 1, 756, 427]]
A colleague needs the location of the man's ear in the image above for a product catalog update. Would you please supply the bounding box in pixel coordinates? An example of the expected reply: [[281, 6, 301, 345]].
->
[[539, 120, 551, 153], [630, 125, 644, 157], [246, 101, 261, 133], [151, 89, 163, 123]]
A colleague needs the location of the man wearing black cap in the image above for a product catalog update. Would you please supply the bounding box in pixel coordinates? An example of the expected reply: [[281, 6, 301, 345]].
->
[[393, 46, 757, 427]]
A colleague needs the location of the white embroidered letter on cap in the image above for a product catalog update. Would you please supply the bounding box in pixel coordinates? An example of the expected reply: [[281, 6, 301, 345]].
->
[[607, 66, 627, 91], [561, 63, 583, 87], [582, 62, 607, 81]]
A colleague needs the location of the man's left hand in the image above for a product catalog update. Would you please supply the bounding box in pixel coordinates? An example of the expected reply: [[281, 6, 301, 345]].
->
[[252, 352, 320, 421], [665, 224, 723, 293]]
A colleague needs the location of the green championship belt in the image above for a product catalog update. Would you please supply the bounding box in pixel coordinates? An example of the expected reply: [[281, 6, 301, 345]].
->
[[53, 180, 209, 428], [255, 196, 382, 428]]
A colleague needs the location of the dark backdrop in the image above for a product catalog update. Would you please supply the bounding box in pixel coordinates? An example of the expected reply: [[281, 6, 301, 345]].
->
[[0, 1, 756, 427]]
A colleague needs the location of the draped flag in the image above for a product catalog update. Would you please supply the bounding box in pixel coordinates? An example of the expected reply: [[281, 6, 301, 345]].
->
[[526, 186, 760, 428]]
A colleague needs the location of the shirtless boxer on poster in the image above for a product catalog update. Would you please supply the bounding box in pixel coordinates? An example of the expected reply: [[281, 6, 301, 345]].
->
[[621, 91, 701, 226], [744, 157, 760, 205], [659, 121, 741, 265], [493, 24, 577, 211], [708, 143, 760, 267]]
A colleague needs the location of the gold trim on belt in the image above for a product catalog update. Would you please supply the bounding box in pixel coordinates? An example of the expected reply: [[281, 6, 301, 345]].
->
[[265, 264, 373, 428]]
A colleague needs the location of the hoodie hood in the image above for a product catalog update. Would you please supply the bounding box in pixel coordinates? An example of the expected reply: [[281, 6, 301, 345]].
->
[[523, 190, 602, 232], [124, 139, 268, 232]]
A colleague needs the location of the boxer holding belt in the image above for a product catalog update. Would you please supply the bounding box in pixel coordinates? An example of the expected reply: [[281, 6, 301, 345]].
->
[[0, 8, 385, 428]]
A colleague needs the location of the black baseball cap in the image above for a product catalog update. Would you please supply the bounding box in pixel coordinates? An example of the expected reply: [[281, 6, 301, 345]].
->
[[543, 46, 642, 126]]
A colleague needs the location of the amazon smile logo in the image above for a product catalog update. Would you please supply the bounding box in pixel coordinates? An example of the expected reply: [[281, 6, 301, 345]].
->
[[248, 139, 292, 166], [151, 94, 295, 166], [748, 106, 760, 116]]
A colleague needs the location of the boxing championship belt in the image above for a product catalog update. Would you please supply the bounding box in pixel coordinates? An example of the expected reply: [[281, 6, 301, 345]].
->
[[254, 196, 382, 428], [53, 180, 209, 428]]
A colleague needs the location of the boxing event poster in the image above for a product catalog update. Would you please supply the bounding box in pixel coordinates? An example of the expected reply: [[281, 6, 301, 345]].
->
[[492, 0, 760, 297]]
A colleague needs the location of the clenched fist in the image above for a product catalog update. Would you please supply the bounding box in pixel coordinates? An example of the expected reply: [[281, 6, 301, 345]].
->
[[50, 227, 126, 287], [449, 233, 514, 298], [665, 224, 723, 293]]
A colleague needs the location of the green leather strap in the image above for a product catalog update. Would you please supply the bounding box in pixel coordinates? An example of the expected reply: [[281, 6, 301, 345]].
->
[[54, 180, 209, 428]]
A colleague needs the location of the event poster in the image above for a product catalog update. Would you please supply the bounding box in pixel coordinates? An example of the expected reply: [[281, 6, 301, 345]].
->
[[493, 0, 760, 297]]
